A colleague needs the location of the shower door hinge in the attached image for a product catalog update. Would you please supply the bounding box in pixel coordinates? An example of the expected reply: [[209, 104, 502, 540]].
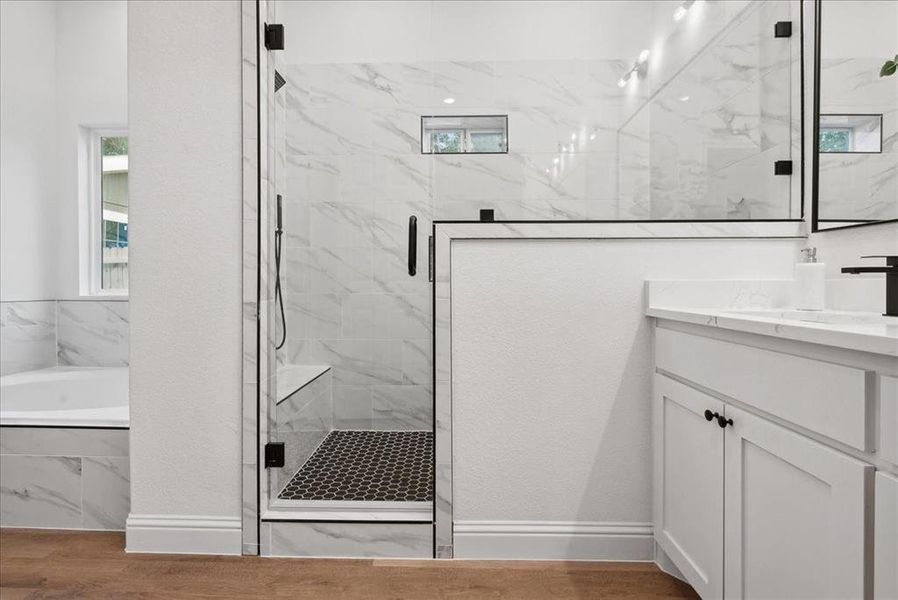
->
[[774, 21, 792, 38], [264, 442, 285, 468], [774, 160, 793, 175], [265, 23, 285, 50], [428, 235, 435, 282]]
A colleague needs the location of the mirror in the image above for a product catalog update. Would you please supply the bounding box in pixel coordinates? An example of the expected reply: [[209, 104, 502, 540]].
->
[[813, 0, 898, 231]]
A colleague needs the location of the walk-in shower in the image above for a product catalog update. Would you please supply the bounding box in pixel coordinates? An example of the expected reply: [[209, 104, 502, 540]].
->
[[255, 0, 801, 542]]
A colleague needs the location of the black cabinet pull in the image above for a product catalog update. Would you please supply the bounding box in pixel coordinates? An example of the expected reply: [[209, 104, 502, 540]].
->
[[408, 215, 417, 276], [717, 415, 734, 429], [704, 410, 717, 422]]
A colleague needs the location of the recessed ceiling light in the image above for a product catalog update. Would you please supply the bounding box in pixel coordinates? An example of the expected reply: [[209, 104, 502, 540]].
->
[[443, 97, 455, 104]]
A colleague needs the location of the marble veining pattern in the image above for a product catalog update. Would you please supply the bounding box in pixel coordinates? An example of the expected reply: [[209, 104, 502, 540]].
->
[[265, 521, 432, 558], [0, 301, 56, 376], [57, 301, 129, 367], [1, 300, 129, 376], [0, 427, 130, 531]]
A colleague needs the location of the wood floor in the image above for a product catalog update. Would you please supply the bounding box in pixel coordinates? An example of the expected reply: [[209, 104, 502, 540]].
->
[[0, 529, 698, 599]]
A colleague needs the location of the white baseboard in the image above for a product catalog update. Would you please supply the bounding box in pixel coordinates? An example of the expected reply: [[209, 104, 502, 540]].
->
[[126, 514, 242, 555], [452, 521, 654, 561]]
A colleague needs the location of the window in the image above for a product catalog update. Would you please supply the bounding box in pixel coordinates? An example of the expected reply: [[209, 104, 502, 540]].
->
[[819, 128, 851, 152], [818, 114, 882, 153], [421, 115, 508, 154], [82, 129, 128, 294]]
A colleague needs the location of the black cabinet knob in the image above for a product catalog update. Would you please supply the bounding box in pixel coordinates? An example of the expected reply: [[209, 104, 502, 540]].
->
[[717, 415, 734, 429], [704, 409, 715, 422]]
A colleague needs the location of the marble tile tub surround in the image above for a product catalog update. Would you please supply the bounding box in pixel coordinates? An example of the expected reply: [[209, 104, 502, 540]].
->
[[0, 427, 130, 530], [0, 300, 129, 376], [0, 301, 56, 376]]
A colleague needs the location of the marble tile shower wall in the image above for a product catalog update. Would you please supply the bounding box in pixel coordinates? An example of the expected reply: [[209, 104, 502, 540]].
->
[[0, 300, 129, 376], [818, 57, 898, 221], [279, 58, 637, 431], [619, 1, 795, 220]]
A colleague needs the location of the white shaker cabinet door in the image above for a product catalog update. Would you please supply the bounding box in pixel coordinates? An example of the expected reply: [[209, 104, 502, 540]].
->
[[875, 471, 898, 600], [724, 405, 871, 600], [653, 375, 724, 599]]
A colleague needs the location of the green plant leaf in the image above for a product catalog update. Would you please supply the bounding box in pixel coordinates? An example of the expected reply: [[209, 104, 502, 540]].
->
[[882, 59, 897, 77]]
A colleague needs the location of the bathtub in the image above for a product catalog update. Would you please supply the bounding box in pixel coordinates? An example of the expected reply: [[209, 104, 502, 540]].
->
[[0, 367, 129, 428]]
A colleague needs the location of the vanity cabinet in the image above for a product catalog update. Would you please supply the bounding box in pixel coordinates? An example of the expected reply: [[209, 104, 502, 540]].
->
[[722, 404, 869, 599], [653, 323, 897, 600], [876, 472, 898, 600], [653, 376, 724, 599]]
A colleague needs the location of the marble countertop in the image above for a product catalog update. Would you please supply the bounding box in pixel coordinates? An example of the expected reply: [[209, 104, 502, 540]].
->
[[644, 280, 897, 357], [646, 306, 898, 357]]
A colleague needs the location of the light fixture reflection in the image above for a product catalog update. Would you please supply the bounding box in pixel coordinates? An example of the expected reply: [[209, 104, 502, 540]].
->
[[638, 49, 650, 64], [673, 0, 696, 22], [443, 97, 455, 104]]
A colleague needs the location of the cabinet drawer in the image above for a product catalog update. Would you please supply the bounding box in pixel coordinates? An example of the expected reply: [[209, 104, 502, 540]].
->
[[656, 327, 870, 451], [881, 375, 898, 465]]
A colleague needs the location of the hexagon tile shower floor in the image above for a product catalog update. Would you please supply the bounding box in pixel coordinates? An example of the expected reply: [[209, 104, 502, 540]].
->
[[278, 430, 434, 502]]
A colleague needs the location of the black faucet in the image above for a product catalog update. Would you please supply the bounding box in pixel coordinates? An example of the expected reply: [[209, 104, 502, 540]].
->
[[841, 255, 898, 317]]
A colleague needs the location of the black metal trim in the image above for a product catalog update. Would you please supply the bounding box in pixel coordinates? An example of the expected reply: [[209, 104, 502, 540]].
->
[[430, 219, 437, 558], [817, 113, 884, 154], [0, 424, 129, 430], [261, 519, 433, 525], [264, 23, 284, 51], [254, 0, 262, 553], [774, 160, 793, 175], [264, 442, 285, 468], [815, 218, 898, 232], [420, 114, 509, 155], [774, 21, 792, 38], [432, 218, 804, 224], [810, 0, 891, 233]]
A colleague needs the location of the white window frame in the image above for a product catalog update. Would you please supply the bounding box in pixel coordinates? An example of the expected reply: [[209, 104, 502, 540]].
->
[[79, 126, 128, 297]]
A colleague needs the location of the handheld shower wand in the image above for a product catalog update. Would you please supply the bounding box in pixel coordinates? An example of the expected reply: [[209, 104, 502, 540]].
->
[[274, 195, 287, 350]]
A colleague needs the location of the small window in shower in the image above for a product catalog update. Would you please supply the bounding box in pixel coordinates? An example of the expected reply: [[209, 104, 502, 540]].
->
[[819, 114, 882, 153], [421, 115, 508, 154]]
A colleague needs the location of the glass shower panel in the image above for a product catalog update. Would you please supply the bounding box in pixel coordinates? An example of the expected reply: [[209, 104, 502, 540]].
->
[[618, 0, 795, 220], [264, 0, 799, 517]]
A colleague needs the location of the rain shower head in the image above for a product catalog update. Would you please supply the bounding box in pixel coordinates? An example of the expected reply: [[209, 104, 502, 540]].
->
[[274, 70, 287, 93]]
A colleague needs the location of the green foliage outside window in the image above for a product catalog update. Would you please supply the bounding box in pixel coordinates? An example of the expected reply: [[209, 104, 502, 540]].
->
[[819, 129, 850, 153], [102, 136, 128, 156]]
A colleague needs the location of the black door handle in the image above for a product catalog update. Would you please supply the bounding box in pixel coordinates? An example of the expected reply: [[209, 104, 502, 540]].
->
[[408, 215, 417, 276]]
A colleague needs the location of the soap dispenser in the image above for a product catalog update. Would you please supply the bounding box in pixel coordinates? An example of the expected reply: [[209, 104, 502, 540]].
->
[[793, 247, 825, 311]]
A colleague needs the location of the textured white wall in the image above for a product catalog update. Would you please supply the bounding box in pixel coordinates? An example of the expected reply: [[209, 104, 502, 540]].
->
[[128, 0, 243, 534], [55, 0, 128, 299], [451, 238, 799, 523], [0, 1, 58, 301]]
